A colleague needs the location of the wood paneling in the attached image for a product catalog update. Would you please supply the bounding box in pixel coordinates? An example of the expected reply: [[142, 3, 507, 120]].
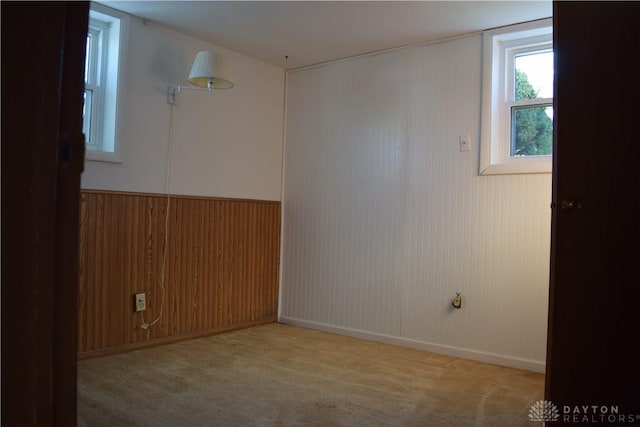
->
[[78, 190, 280, 357]]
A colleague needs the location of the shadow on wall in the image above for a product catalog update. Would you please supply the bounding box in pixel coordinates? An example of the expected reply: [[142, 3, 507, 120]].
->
[[150, 43, 189, 97]]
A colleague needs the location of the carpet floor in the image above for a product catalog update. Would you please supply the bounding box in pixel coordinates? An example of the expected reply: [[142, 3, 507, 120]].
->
[[78, 323, 544, 426]]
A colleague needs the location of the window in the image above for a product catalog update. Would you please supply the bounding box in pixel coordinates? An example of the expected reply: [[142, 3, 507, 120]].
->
[[480, 19, 553, 175], [84, 3, 129, 162]]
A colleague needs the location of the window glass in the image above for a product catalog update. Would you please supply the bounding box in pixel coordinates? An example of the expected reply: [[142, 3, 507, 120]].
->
[[83, 89, 93, 145], [85, 34, 91, 83], [511, 105, 553, 156], [83, 3, 129, 162], [514, 51, 553, 100], [479, 18, 553, 175]]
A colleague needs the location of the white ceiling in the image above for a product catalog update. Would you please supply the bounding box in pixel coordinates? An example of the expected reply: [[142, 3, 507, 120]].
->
[[103, 1, 552, 70]]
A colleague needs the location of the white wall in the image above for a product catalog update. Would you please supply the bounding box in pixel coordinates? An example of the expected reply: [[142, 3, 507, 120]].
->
[[280, 35, 551, 372], [82, 15, 284, 201]]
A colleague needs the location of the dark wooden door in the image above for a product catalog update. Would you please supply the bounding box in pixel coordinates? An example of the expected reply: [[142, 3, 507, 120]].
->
[[546, 1, 640, 421], [1, 2, 88, 426]]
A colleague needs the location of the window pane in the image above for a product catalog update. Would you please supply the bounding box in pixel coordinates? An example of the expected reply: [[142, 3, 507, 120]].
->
[[85, 34, 91, 83], [83, 89, 93, 145], [515, 51, 553, 101], [511, 105, 553, 156]]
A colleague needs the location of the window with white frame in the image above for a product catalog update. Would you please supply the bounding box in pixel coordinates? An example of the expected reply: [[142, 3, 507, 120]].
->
[[480, 19, 553, 175], [83, 3, 129, 162]]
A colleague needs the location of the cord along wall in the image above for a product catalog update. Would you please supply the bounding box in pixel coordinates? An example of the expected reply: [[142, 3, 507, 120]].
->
[[81, 13, 284, 200], [78, 190, 281, 357], [77, 10, 284, 356]]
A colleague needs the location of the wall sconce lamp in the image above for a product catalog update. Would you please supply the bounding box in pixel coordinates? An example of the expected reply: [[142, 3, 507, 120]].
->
[[167, 50, 233, 104], [144, 51, 233, 330]]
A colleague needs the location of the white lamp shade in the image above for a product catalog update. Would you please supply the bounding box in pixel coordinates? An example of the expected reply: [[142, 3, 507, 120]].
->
[[188, 51, 233, 89]]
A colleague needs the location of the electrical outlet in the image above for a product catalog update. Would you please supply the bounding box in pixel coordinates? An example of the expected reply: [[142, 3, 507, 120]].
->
[[452, 292, 462, 309], [134, 293, 146, 312]]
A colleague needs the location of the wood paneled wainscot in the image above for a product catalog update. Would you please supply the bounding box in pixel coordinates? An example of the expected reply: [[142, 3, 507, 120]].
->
[[78, 190, 280, 358]]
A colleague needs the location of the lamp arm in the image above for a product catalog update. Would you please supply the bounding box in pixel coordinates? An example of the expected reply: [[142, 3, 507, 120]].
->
[[166, 84, 213, 105]]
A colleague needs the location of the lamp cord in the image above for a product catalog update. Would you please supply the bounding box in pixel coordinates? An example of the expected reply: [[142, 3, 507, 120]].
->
[[141, 103, 173, 329]]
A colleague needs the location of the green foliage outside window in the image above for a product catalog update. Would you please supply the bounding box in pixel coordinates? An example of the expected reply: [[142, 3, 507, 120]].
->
[[512, 70, 553, 156]]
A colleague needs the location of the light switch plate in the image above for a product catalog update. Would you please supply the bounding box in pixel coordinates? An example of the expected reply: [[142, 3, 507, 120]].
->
[[459, 134, 471, 152]]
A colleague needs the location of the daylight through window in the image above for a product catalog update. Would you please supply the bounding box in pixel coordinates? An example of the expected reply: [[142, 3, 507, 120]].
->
[[83, 3, 129, 162], [480, 19, 553, 175]]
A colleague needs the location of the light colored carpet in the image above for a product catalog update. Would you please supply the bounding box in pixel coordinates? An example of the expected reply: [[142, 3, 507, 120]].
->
[[78, 323, 543, 426]]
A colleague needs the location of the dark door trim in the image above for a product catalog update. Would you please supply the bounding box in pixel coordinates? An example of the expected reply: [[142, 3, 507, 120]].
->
[[1, 3, 88, 425]]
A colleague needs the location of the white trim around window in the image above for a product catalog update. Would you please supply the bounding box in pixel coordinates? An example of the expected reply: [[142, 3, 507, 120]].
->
[[85, 2, 129, 163], [480, 18, 553, 176]]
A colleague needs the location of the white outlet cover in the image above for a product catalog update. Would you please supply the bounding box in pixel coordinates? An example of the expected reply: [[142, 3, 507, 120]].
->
[[135, 293, 146, 312]]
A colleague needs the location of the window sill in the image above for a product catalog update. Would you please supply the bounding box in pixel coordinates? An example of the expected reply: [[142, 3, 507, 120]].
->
[[86, 150, 123, 164], [480, 157, 551, 175]]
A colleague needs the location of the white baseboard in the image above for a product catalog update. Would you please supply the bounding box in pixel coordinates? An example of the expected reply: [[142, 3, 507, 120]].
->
[[278, 316, 545, 373]]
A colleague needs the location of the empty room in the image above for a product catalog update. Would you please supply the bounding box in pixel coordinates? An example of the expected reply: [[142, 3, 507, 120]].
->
[[2, 1, 638, 426]]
